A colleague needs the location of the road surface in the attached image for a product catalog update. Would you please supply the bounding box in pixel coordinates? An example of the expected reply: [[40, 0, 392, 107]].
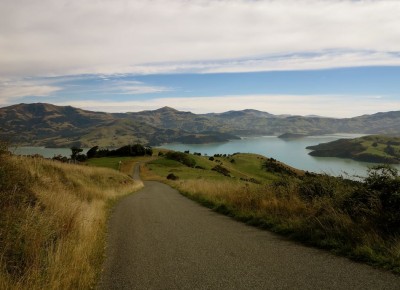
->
[[99, 166, 400, 289]]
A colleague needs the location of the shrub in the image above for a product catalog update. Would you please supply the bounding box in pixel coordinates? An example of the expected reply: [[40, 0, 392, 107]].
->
[[76, 153, 87, 162], [240, 177, 260, 184], [298, 174, 337, 201], [345, 165, 400, 234], [167, 173, 179, 180], [363, 165, 400, 233], [262, 158, 296, 176], [211, 165, 230, 177], [52, 154, 68, 163], [165, 151, 196, 167]]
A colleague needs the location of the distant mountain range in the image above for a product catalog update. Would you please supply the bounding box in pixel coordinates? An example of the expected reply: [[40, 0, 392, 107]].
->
[[0, 103, 399, 147]]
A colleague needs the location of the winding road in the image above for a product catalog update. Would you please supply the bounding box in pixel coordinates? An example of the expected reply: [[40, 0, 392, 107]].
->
[[99, 165, 400, 289]]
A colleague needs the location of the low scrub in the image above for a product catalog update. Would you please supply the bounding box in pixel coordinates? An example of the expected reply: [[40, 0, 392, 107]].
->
[[0, 154, 142, 289], [262, 158, 296, 176], [167, 173, 179, 180], [211, 165, 231, 176], [165, 151, 196, 168]]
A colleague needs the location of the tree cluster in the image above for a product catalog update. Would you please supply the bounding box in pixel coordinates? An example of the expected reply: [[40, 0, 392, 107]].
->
[[85, 144, 153, 159]]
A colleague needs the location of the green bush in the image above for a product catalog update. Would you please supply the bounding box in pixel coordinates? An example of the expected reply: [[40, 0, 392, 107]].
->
[[165, 151, 196, 167], [262, 158, 296, 176], [345, 165, 400, 234], [211, 165, 230, 177], [167, 173, 179, 180], [298, 174, 337, 201], [363, 166, 400, 232]]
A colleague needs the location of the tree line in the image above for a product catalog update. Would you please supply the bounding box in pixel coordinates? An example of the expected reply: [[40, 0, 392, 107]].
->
[[52, 144, 153, 162]]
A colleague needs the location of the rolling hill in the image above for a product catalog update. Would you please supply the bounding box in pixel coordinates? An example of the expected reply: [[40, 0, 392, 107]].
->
[[307, 135, 400, 164], [0, 103, 399, 147]]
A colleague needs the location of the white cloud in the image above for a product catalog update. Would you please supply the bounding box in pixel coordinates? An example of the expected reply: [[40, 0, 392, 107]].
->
[[114, 80, 172, 95], [1, 0, 400, 77], [0, 76, 172, 98], [119, 85, 171, 95], [121, 50, 400, 74], [56, 94, 400, 118], [0, 81, 61, 104]]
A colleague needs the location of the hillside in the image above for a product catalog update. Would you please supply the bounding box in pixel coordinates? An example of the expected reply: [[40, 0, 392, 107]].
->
[[307, 135, 400, 164], [141, 150, 400, 273], [0, 104, 238, 147], [0, 152, 142, 289], [1, 103, 400, 147]]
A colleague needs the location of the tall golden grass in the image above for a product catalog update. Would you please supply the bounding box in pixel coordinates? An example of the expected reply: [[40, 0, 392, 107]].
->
[[174, 179, 307, 224], [0, 155, 142, 290]]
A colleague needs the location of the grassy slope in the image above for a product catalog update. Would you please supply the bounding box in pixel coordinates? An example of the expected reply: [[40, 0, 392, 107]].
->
[[0, 154, 143, 290], [88, 156, 142, 171], [308, 135, 400, 163], [142, 151, 400, 274], [148, 153, 281, 183]]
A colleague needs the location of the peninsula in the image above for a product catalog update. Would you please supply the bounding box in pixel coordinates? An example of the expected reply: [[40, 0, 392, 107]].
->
[[307, 135, 400, 164]]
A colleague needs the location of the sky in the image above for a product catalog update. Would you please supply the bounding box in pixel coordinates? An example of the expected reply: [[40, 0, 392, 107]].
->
[[0, 0, 400, 117]]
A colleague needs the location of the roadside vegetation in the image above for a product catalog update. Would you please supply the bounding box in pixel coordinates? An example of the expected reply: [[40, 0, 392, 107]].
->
[[0, 146, 142, 289], [143, 150, 400, 273]]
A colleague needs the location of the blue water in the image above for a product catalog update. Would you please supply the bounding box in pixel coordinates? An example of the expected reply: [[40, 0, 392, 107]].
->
[[161, 134, 400, 177], [11, 147, 89, 159]]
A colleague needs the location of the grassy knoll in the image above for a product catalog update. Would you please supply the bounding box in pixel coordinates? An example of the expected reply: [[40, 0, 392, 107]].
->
[[147, 152, 283, 183], [87, 155, 154, 173], [143, 150, 400, 274], [0, 154, 143, 290], [307, 135, 400, 164]]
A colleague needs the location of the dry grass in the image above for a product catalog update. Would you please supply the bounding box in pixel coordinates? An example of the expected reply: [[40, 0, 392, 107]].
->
[[170, 178, 307, 228], [0, 155, 143, 290], [144, 158, 400, 273], [140, 162, 166, 182]]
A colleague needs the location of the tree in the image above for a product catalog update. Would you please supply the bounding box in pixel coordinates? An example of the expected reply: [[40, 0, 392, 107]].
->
[[144, 146, 153, 156], [86, 146, 99, 159], [70, 146, 83, 161]]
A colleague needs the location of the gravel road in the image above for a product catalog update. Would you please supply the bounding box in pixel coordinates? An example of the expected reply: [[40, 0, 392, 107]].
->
[[99, 167, 400, 290]]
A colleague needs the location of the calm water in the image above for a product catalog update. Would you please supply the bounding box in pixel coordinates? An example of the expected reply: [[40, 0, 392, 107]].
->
[[161, 134, 400, 177], [11, 147, 89, 158]]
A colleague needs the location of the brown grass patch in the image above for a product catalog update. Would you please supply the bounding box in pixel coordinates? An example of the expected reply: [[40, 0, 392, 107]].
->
[[0, 155, 143, 290]]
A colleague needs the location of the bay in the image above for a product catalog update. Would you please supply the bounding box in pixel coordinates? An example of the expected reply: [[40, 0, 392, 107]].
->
[[10, 147, 89, 158], [161, 134, 400, 177]]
